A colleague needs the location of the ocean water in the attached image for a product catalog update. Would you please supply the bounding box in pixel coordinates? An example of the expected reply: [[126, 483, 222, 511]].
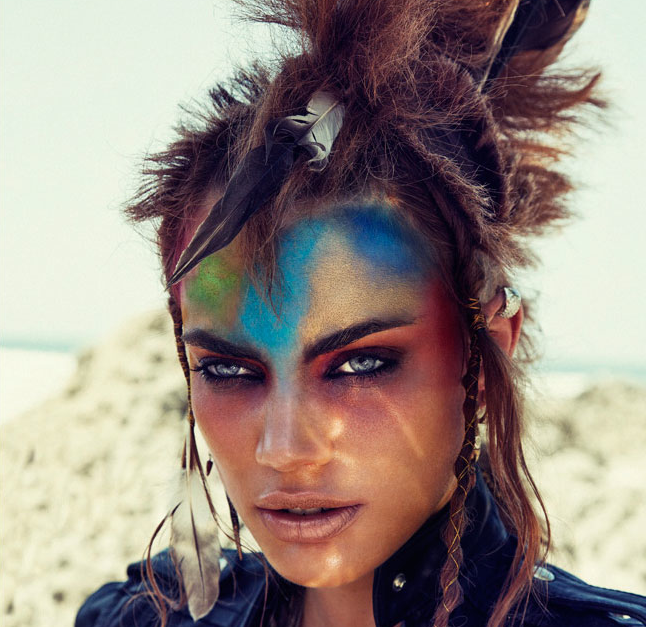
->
[[530, 362, 646, 400]]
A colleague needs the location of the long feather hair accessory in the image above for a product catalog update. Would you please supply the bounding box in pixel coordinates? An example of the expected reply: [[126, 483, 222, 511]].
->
[[169, 427, 222, 621], [481, 0, 590, 87], [167, 91, 344, 287]]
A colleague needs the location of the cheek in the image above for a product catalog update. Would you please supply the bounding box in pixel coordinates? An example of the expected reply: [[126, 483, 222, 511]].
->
[[190, 375, 262, 476], [408, 314, 467, 468], [315, 362, 464, 469], [318, 376, 463, 460]]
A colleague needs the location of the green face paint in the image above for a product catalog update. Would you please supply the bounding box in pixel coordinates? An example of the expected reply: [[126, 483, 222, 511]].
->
[[185, 254, 243, 326]]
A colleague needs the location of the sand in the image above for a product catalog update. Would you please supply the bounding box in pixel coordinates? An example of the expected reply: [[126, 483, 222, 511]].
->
[[1, 310, 644, 627]]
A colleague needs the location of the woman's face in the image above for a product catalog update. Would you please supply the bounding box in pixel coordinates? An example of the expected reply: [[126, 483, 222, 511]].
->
[[180, 203, 466, 589]]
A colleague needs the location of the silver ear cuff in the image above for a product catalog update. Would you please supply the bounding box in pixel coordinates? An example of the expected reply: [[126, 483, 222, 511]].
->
[[497, 287, 521, 319]]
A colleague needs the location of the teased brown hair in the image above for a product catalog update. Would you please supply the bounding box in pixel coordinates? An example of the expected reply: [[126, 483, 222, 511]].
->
[[126, 0, 603, 625]]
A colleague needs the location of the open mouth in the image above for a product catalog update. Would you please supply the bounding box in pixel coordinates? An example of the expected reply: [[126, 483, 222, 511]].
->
[[282, 507, 331, 515], [258, 505, 362, 542]]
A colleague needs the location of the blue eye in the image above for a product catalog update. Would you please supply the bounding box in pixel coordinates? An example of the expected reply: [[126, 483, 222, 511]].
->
[[209, 363, 244, 377], [326, 351, 402, 382], [337, 356, 385, 374], [191, 359, 262, 384]]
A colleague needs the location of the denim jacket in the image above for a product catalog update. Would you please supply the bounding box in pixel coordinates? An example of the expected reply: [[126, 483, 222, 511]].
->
[[76, 470, 646, 627]]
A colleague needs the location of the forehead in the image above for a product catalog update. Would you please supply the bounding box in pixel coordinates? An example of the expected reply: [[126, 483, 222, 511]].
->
[[181, 203, 436, 349]]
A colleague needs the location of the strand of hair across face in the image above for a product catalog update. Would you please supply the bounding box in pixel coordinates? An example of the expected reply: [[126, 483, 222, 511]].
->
[[433, 298, 485, 627], [170, 298, 192, 425]]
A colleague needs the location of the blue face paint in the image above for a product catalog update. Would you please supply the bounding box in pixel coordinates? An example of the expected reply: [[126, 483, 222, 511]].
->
[[236, 220, 325, 375], [186, 203, 435, 382], [333, 204, 434, 280]]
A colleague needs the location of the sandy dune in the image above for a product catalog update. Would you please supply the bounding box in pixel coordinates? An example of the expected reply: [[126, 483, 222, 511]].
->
[[1, 311, 644, 626]]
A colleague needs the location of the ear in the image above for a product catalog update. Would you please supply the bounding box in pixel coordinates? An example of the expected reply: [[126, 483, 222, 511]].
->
[[477, 291, 524, 403]]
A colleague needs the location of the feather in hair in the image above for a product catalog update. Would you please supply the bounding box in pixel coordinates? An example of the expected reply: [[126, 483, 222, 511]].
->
[[482, 0, 590, 87], [479, 0, 520, 86], [169, 465, 222, 620], [264, 91, 344, 171], [167, 91, 344, 286]]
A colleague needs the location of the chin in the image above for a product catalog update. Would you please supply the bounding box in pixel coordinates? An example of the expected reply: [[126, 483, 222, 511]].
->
[[263, 544, 372, 588]]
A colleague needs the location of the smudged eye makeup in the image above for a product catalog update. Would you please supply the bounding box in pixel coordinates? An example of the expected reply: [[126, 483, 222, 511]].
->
[[191, 347, 401, 388]]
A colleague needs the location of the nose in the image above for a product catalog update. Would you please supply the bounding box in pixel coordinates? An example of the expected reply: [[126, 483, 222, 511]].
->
[[255, 387, 333, 472]]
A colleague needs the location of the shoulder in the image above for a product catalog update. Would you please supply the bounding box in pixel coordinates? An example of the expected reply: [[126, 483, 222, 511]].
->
[[519, 563, 646, 627], [75, 549, 267, 627]]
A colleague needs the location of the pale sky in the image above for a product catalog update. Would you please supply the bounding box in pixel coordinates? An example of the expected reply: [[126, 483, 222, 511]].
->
[[1, 0, 645, 370]]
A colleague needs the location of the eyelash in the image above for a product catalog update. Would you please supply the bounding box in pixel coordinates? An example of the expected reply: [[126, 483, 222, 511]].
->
[[191, 350, 399, 387]]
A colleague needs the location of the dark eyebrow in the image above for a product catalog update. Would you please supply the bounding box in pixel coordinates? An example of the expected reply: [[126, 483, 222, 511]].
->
[[303, 318, 415, 362], [182, 329, 263, 362]]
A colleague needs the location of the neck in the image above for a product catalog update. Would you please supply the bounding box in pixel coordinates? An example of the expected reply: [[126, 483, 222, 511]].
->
[[301, 571, 379, 627]]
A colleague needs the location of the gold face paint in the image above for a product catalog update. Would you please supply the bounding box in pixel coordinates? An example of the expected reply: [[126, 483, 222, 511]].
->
[[300, 229, 426, 346]]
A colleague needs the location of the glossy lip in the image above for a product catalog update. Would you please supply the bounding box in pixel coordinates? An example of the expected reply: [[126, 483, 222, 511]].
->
[[255, 492, 363, 544]]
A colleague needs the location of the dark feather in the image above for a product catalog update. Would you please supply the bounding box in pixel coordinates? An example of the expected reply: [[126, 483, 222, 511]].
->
[[167, 93, 344, 287], [167, 144, 292, 286], [482, 0, 590, 88]]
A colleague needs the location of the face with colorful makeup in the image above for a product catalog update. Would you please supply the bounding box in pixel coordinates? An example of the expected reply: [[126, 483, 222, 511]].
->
[[180, 202, 467, 589]]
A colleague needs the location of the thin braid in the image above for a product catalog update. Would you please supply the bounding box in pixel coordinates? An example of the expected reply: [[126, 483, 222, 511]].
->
[[433, 298, 485, 627], [169, 297, 192, 424], [168, 295, 214, 491], [227, 494, 244, 560], [169, 295, 243, 558]]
